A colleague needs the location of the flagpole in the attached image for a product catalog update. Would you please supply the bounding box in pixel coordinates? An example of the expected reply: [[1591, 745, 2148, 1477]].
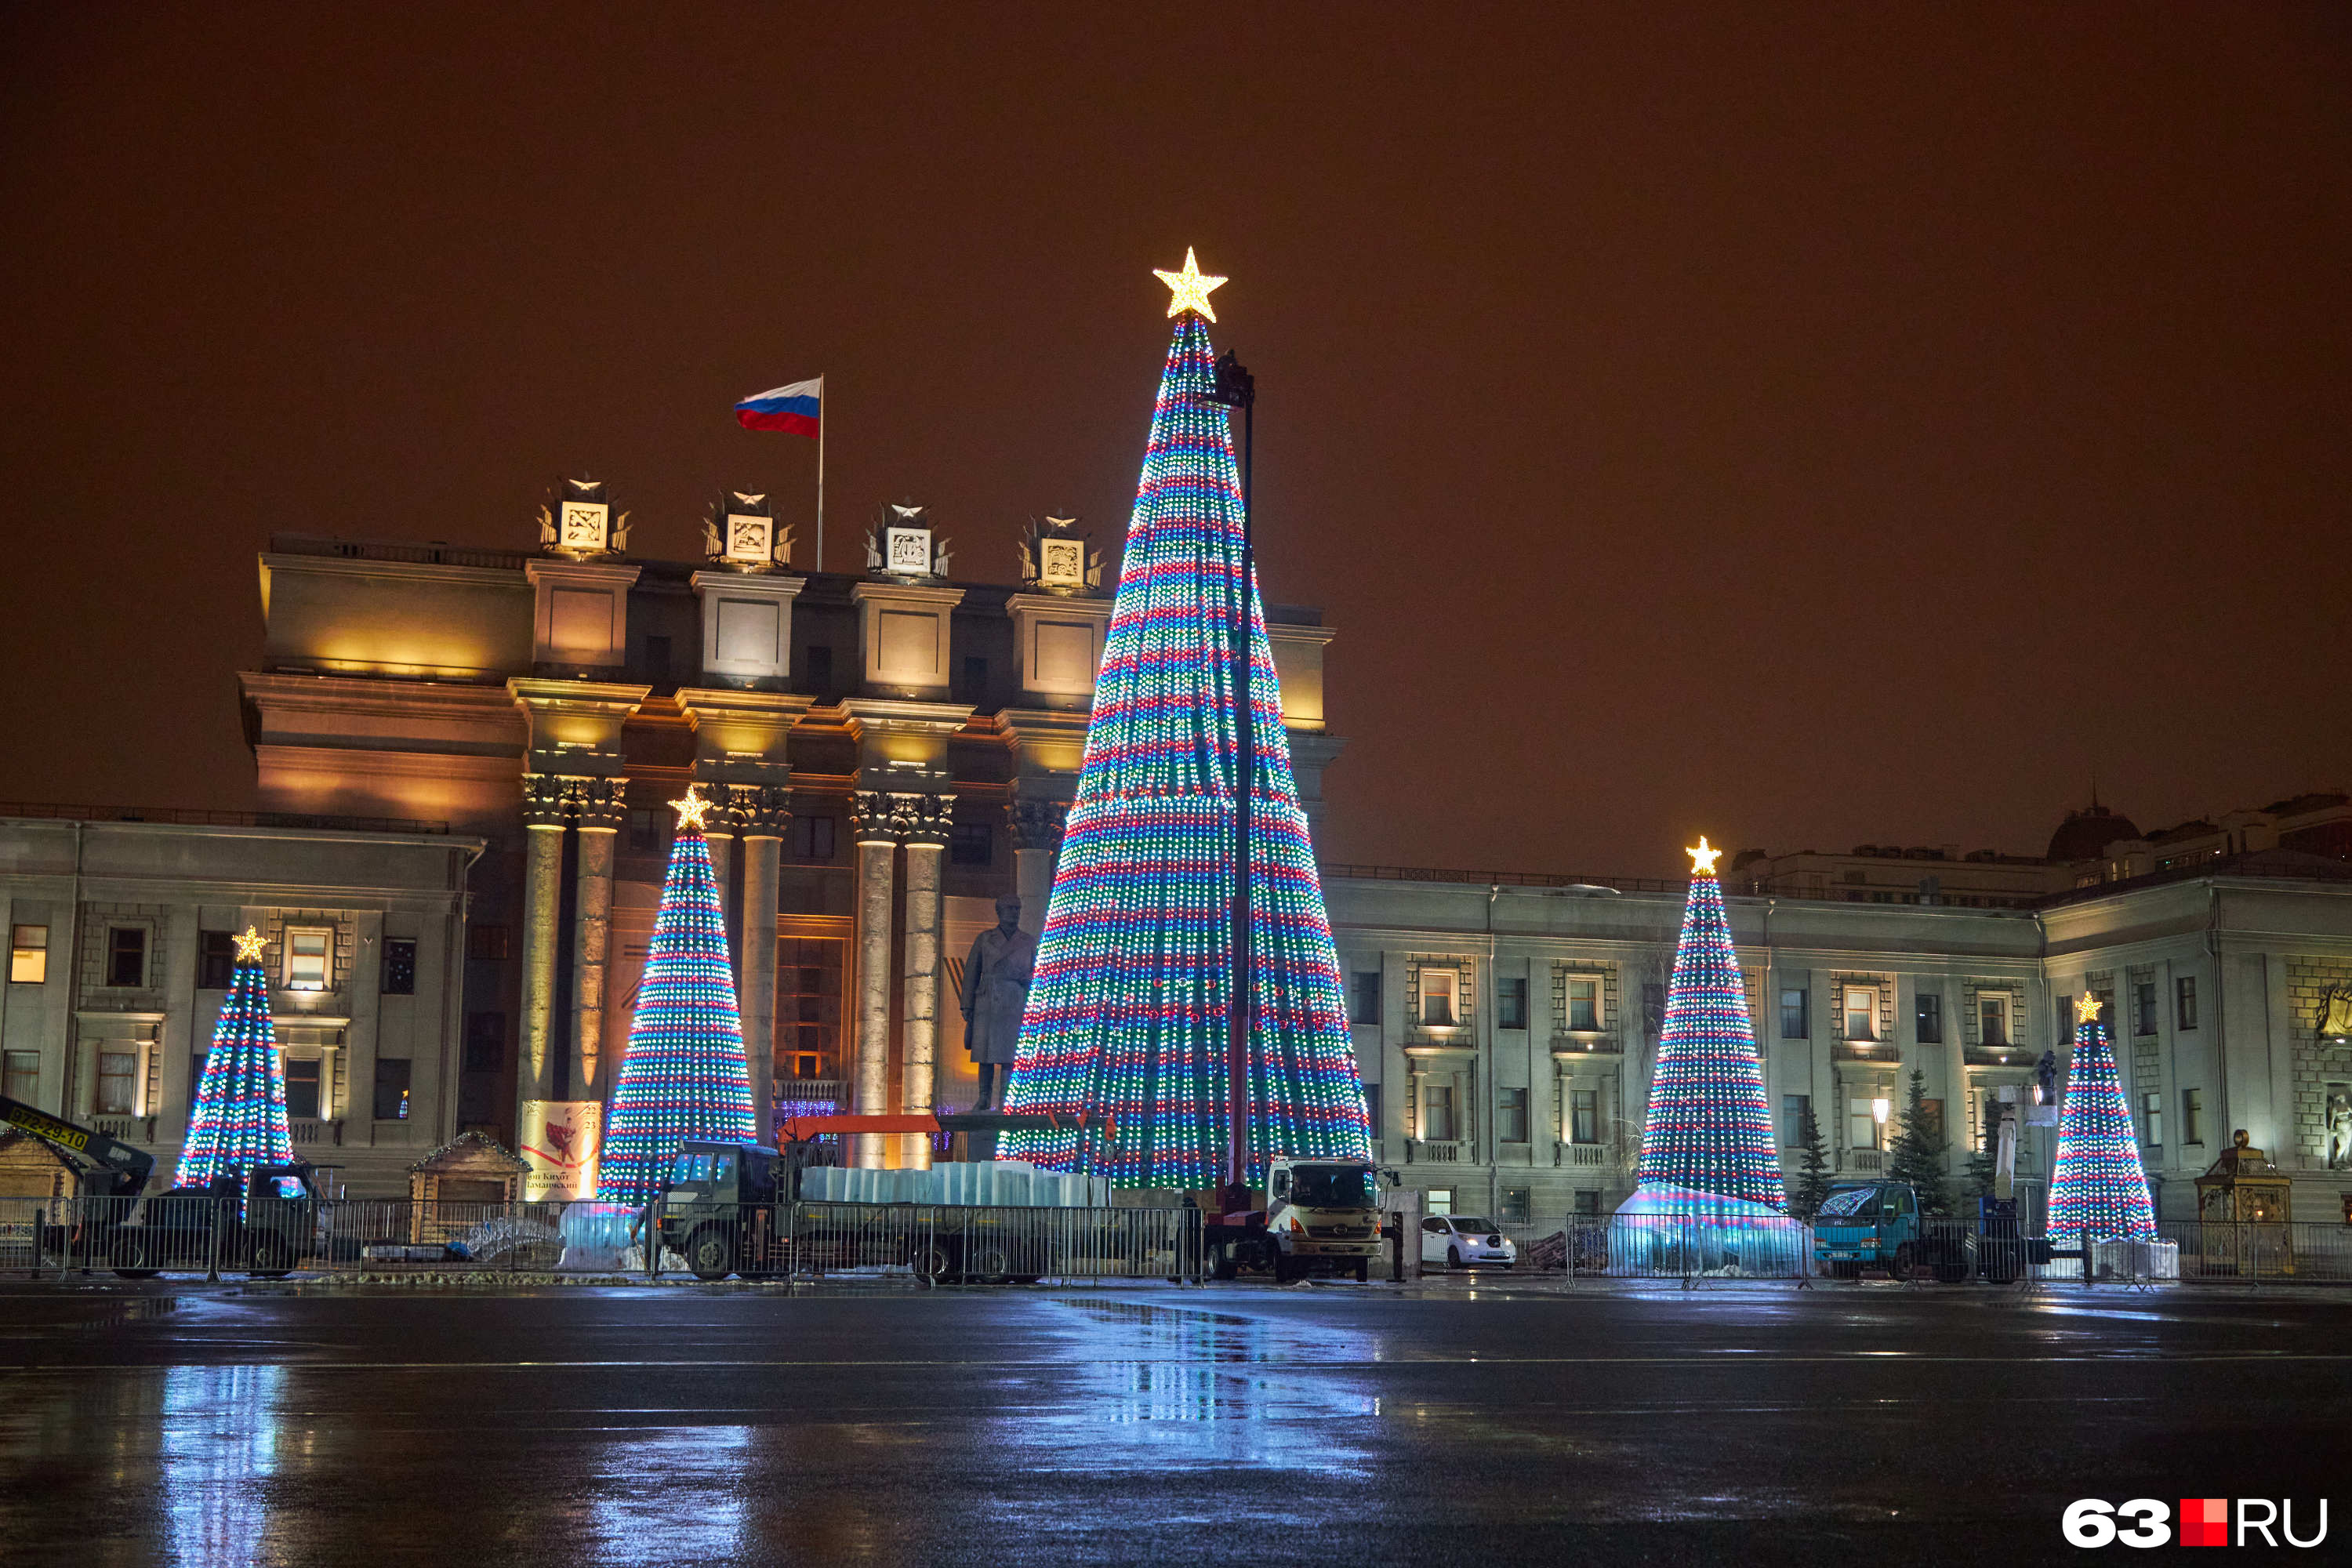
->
[[815, 376, 826, 574]]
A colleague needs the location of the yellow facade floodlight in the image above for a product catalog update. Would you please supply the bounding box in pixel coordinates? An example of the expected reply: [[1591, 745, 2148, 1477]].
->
[[1153, 247, 1227, 322]]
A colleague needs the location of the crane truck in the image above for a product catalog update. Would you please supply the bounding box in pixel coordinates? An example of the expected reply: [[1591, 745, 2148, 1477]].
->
[[0, 1093, 325, 1278]]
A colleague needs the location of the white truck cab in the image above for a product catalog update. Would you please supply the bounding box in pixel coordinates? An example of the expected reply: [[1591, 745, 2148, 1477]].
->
[[1261, 1156, 1385, 1282]]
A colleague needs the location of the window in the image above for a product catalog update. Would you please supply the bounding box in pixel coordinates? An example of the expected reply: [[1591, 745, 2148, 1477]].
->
[[1497, 977, 1528, 1030], [107, 927, 147, 988], [1349, 970, 1381, 1025], [1780, 987, 1809, 1039], [1848, 1096, 1883, 1151], [3, 1050, 38, 1102], [467, 924, 512, 962], [641, 633, 673, 683], [374, 1058, 412, 1121], [1844, 987, 1876, 1041], [1421, 1084, 1456, 1141], [955, 654, 989, 705], [1781, 1092, 1811, 1147], [2141, 1091, 2162, 1147], [1567, 976, 1599, 1032], [285, 928, 330, 991], [383, 938, 417, 996], [285, 1058, 322, 1120], [804, 644, 833, 690], [1915, 993, 1943, 1044], [949, 821, 993, 867], [2181, 1087, 2204, 1146], [2132, 981, 2158, 1036], [783, 1051, 824, 1080], [2176, 976, 2198, 1031], [1419, 969, 1459, 1027], [9, 925, 47, 984], [1980, 995, 2009, 1047], [1497, 1087, 1528, 1143], [1573, 1189, 1602, 1217], [780, 937, 844, 1073], [464, 1013, 506, 1073], [197, 930, 237, 989], [1499, 1186, 1531, 1225], [96, 1050, 136, 1116], [1570, 1089, 1598, 1145], [1362, 1082, 1381, 1135], [794, 813, 837, 862], [187, 1050, 208, 1109], [629, 808, 662, 855], [1425, 1187, 1454, 1216], [1642, 982, 1666, 1035]]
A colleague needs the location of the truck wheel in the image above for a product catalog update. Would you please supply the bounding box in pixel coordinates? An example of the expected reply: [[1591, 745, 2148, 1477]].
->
[[1208, 1242, 1238, 1281], [965, 1243, 1011, 1285], [1272, 1255, 1297, 1284], [913, 1241, 956, 1282], [1353, 1258, 1370, 1283], [111, 1235, 157, 1280], [1933, 1261, 1968, 1284], [249, 1236, 295, 1279], [688, 1228, 736, 1282], [1887, 1243, 1916, 1283]]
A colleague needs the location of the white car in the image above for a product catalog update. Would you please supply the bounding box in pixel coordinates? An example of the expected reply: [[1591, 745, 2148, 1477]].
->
[[1421, 1215, 1517, 1269]]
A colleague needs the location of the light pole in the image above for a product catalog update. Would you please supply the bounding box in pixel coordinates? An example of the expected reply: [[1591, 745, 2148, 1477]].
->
[[1203, 347, 1256, 1210]]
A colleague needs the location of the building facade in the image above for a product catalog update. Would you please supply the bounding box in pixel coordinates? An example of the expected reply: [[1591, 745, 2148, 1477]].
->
[[1326, 853, 2352, 1229], [0, 812, 478, 1194], [234, 489, 1338, 1172]]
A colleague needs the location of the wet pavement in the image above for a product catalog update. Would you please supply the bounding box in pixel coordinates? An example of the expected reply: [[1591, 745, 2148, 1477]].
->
[[1, 1275, 2346, 1565]]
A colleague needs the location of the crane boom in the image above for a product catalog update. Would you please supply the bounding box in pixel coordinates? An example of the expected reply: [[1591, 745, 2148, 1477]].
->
[[0, 1094, 155, 1196]]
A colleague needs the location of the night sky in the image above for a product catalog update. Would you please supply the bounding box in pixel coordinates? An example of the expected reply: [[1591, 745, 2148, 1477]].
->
[[6, 6, 2347, 877]]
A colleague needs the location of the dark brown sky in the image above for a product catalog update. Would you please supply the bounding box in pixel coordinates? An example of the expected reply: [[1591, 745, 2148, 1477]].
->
[[5, 5, 2347, 877]]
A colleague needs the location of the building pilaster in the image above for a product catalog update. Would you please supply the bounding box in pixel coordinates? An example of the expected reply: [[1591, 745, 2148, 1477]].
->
[[900, 795, 953, 1168], [517, 775, 570, 1118], [850, 790, 902, 1170], [1005, 797, 1069, 938], [738, 786, 790, 1147], [572, 781, 626, 1102]]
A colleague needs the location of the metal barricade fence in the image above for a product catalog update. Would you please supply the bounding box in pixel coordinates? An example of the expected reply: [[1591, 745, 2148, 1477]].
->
[[647, 1200, 1203, 1284]]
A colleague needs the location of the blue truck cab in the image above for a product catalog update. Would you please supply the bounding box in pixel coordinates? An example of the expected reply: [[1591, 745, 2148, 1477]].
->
[[1813, 1181, 1929, 1279]]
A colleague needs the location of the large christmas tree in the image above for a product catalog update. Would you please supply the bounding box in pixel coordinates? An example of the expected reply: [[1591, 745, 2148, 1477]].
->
[[2048, 991, 2158, 1240], [1630, 840, 1786, 1210], [597, 790, 757, 1203], [178, 927, 295, 1192], [1002, 252, 1372, 1188]]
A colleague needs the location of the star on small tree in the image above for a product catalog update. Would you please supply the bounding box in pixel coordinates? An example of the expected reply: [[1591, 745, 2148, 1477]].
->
[[1788, 1100, 1832, 1221], [1885, 1067, 1952, 1215]]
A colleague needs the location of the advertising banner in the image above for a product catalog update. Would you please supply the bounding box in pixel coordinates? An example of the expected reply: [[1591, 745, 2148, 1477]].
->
[[519, 1099, 603, 1201]]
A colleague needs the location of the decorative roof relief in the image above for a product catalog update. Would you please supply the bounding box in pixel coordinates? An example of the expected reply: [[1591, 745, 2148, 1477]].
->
[[1018, 514, 1104, 596], [863, 502, 952, 582], [535, 477, 631, 560], [700, 491, 796, 573]]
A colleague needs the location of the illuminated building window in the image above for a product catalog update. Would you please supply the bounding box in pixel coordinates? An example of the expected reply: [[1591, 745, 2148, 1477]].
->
[[2141, 1091, 2162, 1147], [1980, 994, 2009, 1047], [1567, 976, 1599, 1032], [2134, 981, 2158, 1036], [284, 928, 331, 991], [374, 1058, 412, 1120], [1425, 1186, 1455, 1216], [1497, 1087, 1528, 1143], [2180, 1088, 2204, 1146], [1421, 1084, 1456, 1141], [1499, 1186, 1531, 1224], [1844, 987, 1876, 1041], [1847, 1096, 1884, 1151], [1780, 987, 1809, 1039], [2176, 977, 2198, 1030], [779, 938, 843, 1078], [2, 1050, 37, 1102], [9, 925, 46, 985], [1419, 969, 1459, 1027], [96, 1049, 136, 1116], [1915, 992, 1943, 1044]]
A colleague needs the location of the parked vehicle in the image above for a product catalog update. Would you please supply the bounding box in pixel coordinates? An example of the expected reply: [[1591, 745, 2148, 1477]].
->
[[1421, 1214, 1516, 1269], [1812, 1181, 2045, 1283], [1204, 1156, 1385, 1283]]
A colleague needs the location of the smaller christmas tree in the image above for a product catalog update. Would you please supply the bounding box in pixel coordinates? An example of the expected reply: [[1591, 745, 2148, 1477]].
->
[[2048, 992, 2158, 1240], [1788, 1101, 1832, 1222], [1631, 838, 1785, 1210], [597, 790, 757, 1204], [178, 927, 294, 1194], [1884, 1068, 1952, 1216]]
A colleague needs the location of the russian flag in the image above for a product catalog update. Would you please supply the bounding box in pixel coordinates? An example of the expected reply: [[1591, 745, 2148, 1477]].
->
[[735, 377, 822, 437]]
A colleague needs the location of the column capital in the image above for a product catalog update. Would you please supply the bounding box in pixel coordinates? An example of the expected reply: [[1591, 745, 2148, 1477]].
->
[[573, 775, 629, 832], [521, 771, 572, 829], [902, 793, 955, 849], [1006, 796, 1069, 853]]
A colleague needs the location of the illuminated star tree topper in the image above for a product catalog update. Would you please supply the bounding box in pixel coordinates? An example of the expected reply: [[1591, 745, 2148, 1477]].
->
[[1152, 246, 1228, 321], [595, 788, 757, 1203]]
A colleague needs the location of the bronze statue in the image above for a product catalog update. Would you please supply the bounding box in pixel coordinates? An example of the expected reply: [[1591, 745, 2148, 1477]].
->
[[959, 895, 1036, 1110]]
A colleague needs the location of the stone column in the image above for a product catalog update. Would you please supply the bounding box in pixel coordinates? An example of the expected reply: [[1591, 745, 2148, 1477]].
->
[[704, 831, 735, 953], [850, 791, 902, 1169], [572, 782, 626, 1102], [901, 795, 953, 1168], [72, 1037, 100, 1121], [739, 786, 789, 1147], [517, 775, 571, 1120], [1007, 797, 1068, 937]]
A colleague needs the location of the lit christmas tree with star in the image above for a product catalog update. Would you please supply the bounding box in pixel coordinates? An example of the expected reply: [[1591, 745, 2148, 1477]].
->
[[177, 926, 295, 1192], [1630, 838, 1787, 1210], [2048, 990, 2158, 1240], [1001, 250, 1373, 1188], [596, 789, 757, 1203]]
